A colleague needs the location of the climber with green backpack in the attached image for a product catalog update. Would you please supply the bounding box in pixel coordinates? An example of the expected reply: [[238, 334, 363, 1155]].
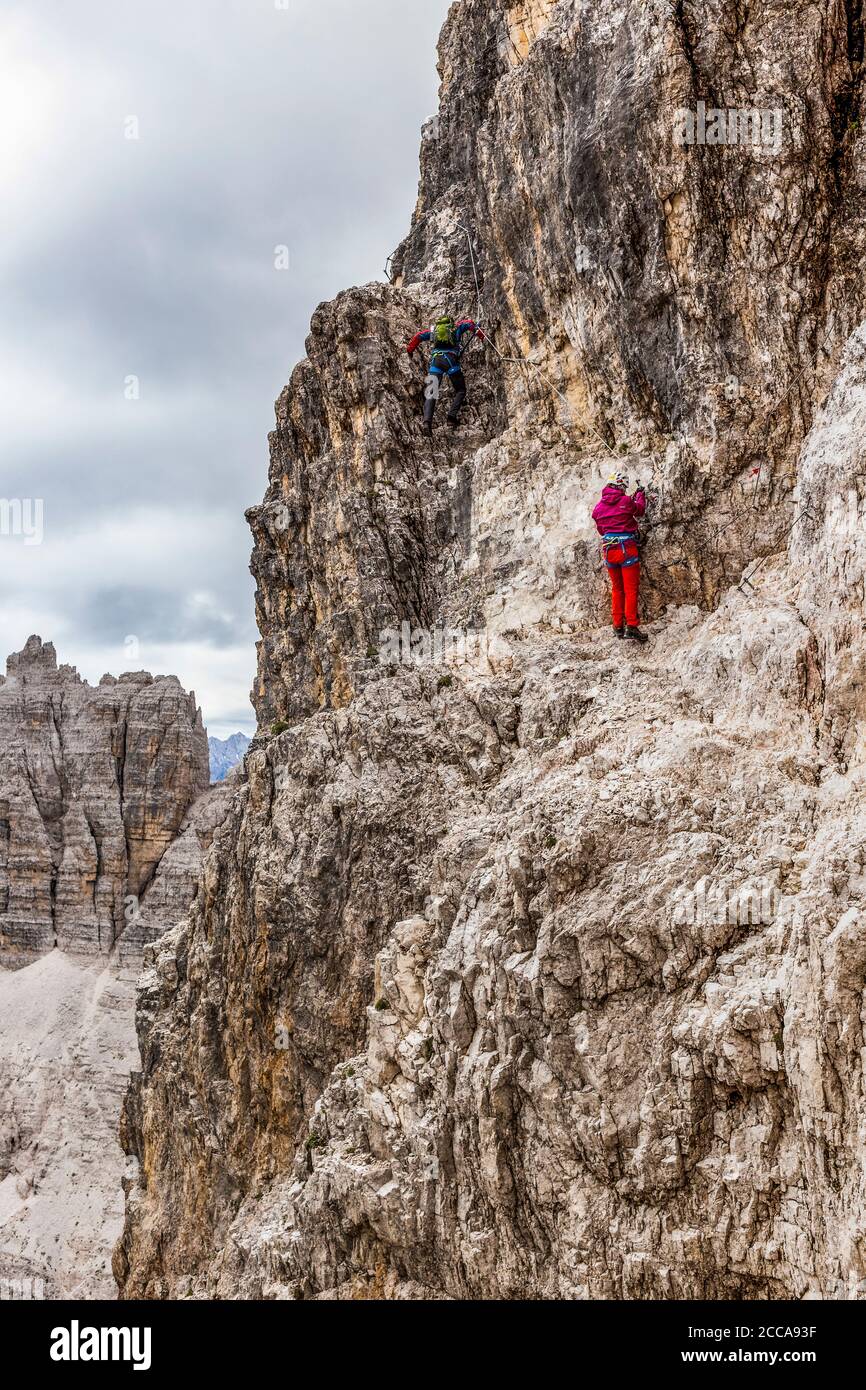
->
[[407, 314, 485, 435]]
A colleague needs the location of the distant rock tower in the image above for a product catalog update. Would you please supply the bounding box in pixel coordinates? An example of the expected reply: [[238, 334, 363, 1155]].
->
[[0, 636, 211, 965]]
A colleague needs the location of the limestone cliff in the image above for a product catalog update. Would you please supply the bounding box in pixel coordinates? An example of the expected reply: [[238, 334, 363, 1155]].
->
[[0, 637, 219, 1299], [117, 1, 866, 1300], [0, 636, 210, 965]]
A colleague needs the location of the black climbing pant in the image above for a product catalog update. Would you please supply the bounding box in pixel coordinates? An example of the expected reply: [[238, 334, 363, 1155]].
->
[[423, 369, 467, 426]]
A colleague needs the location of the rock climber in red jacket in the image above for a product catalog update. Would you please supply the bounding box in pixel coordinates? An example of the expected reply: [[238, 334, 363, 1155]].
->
[[591, 473, 648, 642]]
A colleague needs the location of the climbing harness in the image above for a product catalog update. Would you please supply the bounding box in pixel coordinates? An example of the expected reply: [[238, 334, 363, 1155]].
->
[[428, 351, 464, 377], [601, 533, 641, 569]]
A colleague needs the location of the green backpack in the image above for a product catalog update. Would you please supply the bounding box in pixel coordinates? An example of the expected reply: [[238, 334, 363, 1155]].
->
[[432, 316, 457, 348]]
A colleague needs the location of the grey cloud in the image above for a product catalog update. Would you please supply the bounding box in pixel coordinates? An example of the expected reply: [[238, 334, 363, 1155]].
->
[[78, 585, 258, 651], [2, 0, 449, 729]]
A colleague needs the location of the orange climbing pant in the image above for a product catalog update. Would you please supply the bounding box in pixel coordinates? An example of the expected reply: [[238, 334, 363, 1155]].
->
[[605, 541, 641, 628]]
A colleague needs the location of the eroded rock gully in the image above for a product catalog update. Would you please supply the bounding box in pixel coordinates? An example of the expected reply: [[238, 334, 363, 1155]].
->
[[117, 1, 866, 1300]]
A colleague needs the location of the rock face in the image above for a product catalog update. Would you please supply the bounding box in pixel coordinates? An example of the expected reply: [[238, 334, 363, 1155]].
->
[[118, 3, 866, 1299], [0, 637, 210, 966], [208, 733, 251, 783], [115, 782, 236, 966], [0, 638, 225, 1299]]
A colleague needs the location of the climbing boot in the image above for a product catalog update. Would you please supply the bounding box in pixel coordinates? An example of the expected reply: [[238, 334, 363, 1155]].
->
[[613, 626, 625, 639], [625, 626, 648, 644], [446, 415, 460, 429], [421, 419, 433, 438]]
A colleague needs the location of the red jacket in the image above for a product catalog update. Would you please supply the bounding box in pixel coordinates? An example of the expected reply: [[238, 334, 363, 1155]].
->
[[591, 485, 646, 536]]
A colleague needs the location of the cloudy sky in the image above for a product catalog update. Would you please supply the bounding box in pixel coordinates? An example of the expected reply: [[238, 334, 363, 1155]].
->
[[0, 0, 450, 736]]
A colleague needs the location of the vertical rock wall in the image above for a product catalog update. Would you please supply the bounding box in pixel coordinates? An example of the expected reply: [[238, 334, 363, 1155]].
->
[[117, 2, 866, 1300], [0, 636, 229, 1300]]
